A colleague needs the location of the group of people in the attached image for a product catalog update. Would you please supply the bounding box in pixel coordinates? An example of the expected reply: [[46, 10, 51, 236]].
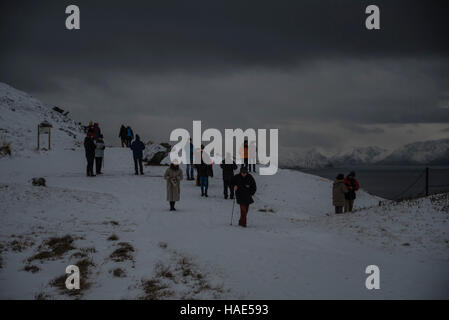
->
[[332, 171, 360, 214], [119, 125, 135, 148], [84, 123, 146, 177], [164, 139, 257, 227], [164, 160, 257, 228], [83, 121, 105, 177], [84, 126, 360, 226]]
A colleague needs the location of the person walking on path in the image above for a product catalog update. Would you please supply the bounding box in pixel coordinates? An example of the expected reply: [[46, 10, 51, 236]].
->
[[195, 152, 213, 197], [332, 174, 348, 214], [344, 171, 360, 212], [185, 138, 195, 180], [126, 126, 134, 147], [220, 153, 237, 199], [94, 135, 106, 175], [84, 135, 96, 177], [232, 166, 257, 227], [164, 161, 183, 211], [130, 134, 145, 175], [119, 125, 127, 147]]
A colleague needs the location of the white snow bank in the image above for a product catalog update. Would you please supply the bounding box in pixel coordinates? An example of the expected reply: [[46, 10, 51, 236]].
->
[[1, 147, 448, 299]]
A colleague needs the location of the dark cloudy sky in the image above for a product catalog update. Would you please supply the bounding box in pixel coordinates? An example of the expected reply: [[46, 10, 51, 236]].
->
[[1, 0, 448, 153]]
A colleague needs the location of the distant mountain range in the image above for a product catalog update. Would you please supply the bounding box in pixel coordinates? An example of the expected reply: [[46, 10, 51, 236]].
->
[[280, 139, 449, 169]]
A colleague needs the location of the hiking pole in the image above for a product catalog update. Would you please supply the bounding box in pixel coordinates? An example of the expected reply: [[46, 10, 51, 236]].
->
[[230, 197, 236, 225]]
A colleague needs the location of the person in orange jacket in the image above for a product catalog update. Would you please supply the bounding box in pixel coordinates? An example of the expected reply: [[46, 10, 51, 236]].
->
[[239, 140, 249, 170]]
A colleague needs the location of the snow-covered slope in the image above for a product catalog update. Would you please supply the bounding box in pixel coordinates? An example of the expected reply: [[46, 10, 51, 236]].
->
[[0, 83, 83, 156], [380, 138, 449, 165], [280, 147, 331, 169], [1, 147, 448, 299], [280, 139, 449, 168], [331, 146, 390, 166]]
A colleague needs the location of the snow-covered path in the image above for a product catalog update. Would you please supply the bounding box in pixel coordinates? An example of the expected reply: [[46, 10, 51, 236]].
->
[[1, 148, 448, 299]]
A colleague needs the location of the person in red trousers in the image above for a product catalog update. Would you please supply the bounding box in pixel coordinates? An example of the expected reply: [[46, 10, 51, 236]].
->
[[232, 166, 257, 227]]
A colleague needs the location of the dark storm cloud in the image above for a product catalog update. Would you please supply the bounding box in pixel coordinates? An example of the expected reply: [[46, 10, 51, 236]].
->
[[346, 125, 385, 135], [0, 0, 448, 150], [1, 0, 448, 77]]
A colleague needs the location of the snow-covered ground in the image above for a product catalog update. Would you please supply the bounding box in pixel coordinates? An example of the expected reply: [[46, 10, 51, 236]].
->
[[1, 147, 448, 299], [1, 82, 448, 299]]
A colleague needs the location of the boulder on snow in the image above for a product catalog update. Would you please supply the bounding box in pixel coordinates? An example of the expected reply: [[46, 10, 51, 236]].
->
[[0, 142, 11, 156], [143, 142, 172, 166], [148, 151, 169, 165], [31, 177, 46, 187], [160, 142, 172, 150]]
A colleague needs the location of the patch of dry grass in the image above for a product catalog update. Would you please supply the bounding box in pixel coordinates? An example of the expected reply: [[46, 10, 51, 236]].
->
[[24, 265, 40, 273], [49, 258, 94, 298], [112, 268, 126, 278], [141, 279, 173, 300], [110, 242, 134, 262], [28, 235, 75, 262], [107, 234, 119, 241]]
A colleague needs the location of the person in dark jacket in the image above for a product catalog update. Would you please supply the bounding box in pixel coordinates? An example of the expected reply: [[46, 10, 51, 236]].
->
[[232, 166, 257, 227], [84, 135, 96, 177], [130, 134, 145, 175], [220, 153, 237, 199], [195, 161, 213, 197], [119, 125, 127, 147], [185, 138, 195, 180], [344, 171, 360, 212]]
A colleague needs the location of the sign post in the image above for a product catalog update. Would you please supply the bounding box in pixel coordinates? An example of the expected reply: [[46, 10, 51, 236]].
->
[[37, 122, 53, 150]]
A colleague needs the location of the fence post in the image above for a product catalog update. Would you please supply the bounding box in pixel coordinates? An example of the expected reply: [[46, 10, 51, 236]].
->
[[37, 124, 40, 150], [425, 167, 429, 197]]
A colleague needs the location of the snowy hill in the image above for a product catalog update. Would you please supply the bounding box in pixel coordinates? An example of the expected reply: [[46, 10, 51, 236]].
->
[[331, 146, 390, 166], [0, 83, 83, 156], [0, 83, 448, 299], [280, 147, 332, 169], [280, 139, 449, 168], [380, 138, 449, 165]]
